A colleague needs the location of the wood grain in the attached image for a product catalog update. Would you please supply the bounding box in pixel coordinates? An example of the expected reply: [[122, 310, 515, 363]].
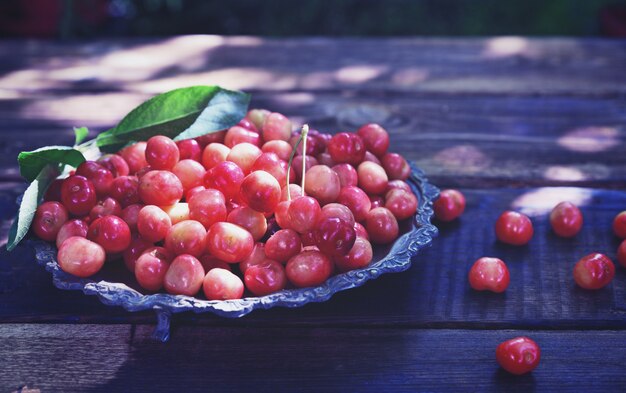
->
[[1, 324, 625, 392], [2, 188, 625, 329], [0, 37, 625, 96], [0, 92, 625, 187]]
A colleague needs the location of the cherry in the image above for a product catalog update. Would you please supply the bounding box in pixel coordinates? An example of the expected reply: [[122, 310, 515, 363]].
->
[[573, 253, 615, 290], [32, 201, 68, 242], [203, 268, 245, 300], [135, 246, 173, 291], [385, 188, 418, 221], [199, 255, 232, 273], [137, 205, 172, 243], [204, 161, 244, 200], [262, 140, 292, 161], [122, 234, 153, 272], [120, 203, 143, 232], [304, 165, 341, 205], [495, 211, 534, 246], [353, 222, 369, 240], [265, 229, 302, 263], [550, 201, 583, 238], [238, 117, 258, 132], [292, 155, 319, 183], [164, 220, 207, 257], [61, 175, 97, 216], [332, 163, 358, 188], [433, 189, 465, 222], [109, 176, 140, 207], [468, 257, 510, 293], [163, 254, 205, 296], [319, 203, 355, 227], [251, 152, 293, 188], [288, 196, 321, 234], [239, 170, 281, 214], [225, 125, 261, 148], [274, 200, 293, 230], [87, 215, 132, 253], [161, 202, 190, 224], [327, 132, 366, 165], [55, 219, 89, 248], [365, 207, 399, 245], [357, 161, 388, 195], [239, 242, 267, 274], [206, 222, 254, 263], [194, 130, 226, 147], [369, 195, 385, 209], [119, 142, 148, 174], [75, 161, 114, 197], [43, 179, 64, 202], [227, 206, 267, 242], [188, 188, 227, 229], [337, 186, 372, 222], [334, 237, 373, 272], [176, 138, 202, 162], [357, 123, 390, 157], [57, 236, 106, 277], [286, 250, 333, 288], [226, 142, 262, 174], [244, 260, 287, 296], [145, 135, 180, 170], [262, 112, 292, 142], [89, 197, 122, 221], [97, 154, 129, 177], [381, 152, 410, 181], [363, 151, 382, 165], [246, 108, 270, 130], [386, 180, 412, 194], [138, 170, 184, 206], [613, 211, 626, 239], [201, 143, 230, 170], [496, 337, 541, 375], [172, 159, 206, 197], [315, 217, 357, 257]]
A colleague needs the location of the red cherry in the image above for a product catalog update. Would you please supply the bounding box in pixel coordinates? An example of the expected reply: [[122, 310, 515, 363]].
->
[[496, 337, 541, 375]]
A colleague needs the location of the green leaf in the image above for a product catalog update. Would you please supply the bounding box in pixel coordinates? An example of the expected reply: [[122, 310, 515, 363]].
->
[[73, 126, 89, 145], [96, 86, 249, 151], [6, 165, 59, 251], [173, 88, 251, 141], [18, 146, 86, 182]]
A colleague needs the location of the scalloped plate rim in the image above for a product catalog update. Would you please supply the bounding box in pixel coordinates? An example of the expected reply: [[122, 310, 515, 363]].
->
[[31, 162, 439, 318]]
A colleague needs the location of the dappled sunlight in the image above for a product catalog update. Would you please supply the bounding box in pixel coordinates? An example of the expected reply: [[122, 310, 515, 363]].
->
[[0, 35, 265, 91], [391, 67, 429, 85], [335, 65, 387, 84], [543, 166, 587, 182], [482, 37, 531, 58], [511, 187, 593, 217], [557, 126, 620, 153], [432, 145, 491, 174], [130, 67, 298, 93], [21, 93, 148, 127]]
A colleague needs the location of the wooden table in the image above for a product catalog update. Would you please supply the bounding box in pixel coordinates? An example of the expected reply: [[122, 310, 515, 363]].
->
[[1, 36, 626, 392]]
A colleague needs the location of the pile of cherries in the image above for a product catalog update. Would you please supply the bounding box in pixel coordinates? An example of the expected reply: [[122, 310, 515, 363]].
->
[[31, 109, 418, 301]]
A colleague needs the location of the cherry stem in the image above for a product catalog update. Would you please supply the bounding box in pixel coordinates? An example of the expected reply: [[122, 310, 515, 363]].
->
[[300, 124, 309, 196], [285, 124, 308, 201]]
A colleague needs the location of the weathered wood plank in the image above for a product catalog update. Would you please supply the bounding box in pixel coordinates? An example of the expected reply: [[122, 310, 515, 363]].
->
[[0, 92, 625, 187], [0, 38, 625, 96], [2, 188, 626, 328], [1, 324, 625, 392]]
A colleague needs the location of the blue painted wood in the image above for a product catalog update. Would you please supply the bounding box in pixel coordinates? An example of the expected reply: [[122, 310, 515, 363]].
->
[[2, 324, 625, 392], [2, 187, 626, 329]]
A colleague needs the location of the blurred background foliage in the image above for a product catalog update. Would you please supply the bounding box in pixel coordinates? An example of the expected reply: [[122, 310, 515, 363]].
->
[[1, 0, 625, 38]]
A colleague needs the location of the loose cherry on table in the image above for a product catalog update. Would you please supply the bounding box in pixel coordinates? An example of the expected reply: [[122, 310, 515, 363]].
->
[[495, 211, 534, 246], [496, 337, 541, 375]]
